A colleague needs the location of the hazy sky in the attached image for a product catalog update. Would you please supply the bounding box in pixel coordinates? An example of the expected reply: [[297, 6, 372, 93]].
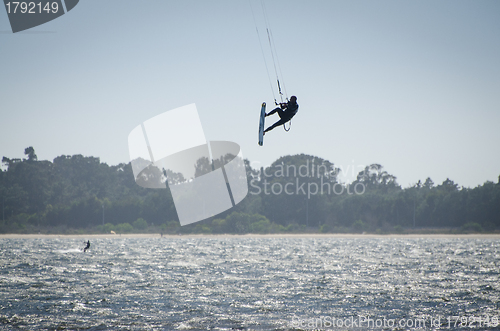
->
[[1, 0, 499, 188]]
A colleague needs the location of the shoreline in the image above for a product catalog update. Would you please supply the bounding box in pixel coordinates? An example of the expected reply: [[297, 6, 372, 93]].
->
[[1, 233, 499, 239]]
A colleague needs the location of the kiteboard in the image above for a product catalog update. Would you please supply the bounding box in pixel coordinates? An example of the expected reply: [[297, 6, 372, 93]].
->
[[258, 102, 266, 146]]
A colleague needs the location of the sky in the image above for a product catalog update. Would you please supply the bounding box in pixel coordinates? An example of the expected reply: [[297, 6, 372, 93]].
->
[[1, 0, 499, 188]]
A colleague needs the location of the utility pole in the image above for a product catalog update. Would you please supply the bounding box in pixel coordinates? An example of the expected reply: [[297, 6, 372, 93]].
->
[[306, 196, 309, 228], [413, 196, 416, 228], [102, 204, 104, 226], [413, 181, 420, 228]]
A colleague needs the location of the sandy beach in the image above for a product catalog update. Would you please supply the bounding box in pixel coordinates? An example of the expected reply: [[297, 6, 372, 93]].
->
[[1, 233, 499, 239]]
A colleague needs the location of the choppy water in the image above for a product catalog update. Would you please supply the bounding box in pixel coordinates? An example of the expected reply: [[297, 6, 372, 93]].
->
[[0, 237, 499, 330]]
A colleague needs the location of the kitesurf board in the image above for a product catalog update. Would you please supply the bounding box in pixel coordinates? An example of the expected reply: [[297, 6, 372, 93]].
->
[[258, 102, 266, 146]]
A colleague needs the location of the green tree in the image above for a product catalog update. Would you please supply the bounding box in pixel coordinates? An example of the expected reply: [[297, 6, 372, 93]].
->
[[24, 147, 37, 162], [133, 218, 148, 230]]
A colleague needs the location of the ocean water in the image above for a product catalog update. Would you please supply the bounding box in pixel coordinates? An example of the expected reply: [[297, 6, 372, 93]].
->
[[0, 237, 499, 330]]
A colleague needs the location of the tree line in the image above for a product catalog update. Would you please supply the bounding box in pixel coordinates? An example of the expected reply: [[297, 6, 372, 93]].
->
[[1, 147, 499, 234]]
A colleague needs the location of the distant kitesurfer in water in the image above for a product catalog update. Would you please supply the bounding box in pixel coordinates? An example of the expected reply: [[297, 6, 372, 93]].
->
[[264, 95, 298, 134], [83, 240, 90, 252]]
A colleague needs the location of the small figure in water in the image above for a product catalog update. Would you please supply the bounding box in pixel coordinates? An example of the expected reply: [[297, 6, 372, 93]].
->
[[83, 240, 90, 252], [264, 95, 298, 135]]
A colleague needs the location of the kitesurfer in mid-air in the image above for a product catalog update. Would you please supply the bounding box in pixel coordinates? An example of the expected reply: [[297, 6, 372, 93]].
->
[[264, 95, 298, 134], [83, 240, 90, 252]]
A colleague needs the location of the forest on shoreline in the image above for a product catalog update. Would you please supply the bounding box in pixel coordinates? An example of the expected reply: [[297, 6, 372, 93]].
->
[[1, 147, 499, 234]]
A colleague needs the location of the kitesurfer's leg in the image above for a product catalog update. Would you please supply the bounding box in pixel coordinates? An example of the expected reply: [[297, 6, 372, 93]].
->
[[266, 107, 284, 117], [264, 118, 288, 133]]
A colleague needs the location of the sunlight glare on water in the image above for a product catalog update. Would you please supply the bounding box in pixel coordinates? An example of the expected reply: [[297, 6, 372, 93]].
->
[[0, 237, 499, 330]]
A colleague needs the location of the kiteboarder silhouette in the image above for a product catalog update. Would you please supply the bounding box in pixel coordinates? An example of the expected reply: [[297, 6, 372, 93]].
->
[[264, 96, 298, 134], [83, 240, 90, 252]]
